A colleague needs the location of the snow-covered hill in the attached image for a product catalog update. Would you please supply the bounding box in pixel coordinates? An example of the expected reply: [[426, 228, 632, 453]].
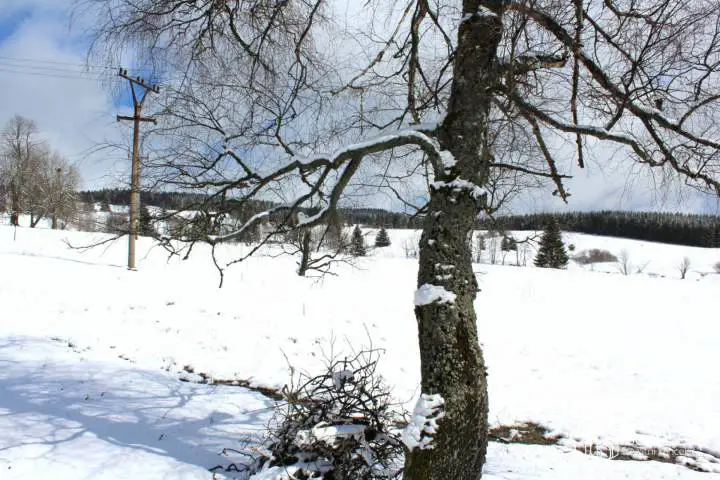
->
[[1, 225, 719, 478]]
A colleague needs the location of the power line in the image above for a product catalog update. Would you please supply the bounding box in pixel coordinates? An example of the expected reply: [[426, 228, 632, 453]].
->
[[0, 54, 124, 70], [0, 64, 179, 85], [0, 67, 106, 81], [0, 55, 163, 82], [0, 61, 108, 74]]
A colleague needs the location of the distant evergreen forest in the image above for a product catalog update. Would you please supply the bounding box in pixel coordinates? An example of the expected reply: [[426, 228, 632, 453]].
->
[[78, 189, 425, 229], [480, 211, 720, 248], [80, 190, 720, 247], [80, 189, 207, 211]]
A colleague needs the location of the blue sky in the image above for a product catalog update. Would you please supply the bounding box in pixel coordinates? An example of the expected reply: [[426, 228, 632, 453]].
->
[[0, 1, 717, 215], [0, 0, 135, 189], [0, 10, 28, 43]]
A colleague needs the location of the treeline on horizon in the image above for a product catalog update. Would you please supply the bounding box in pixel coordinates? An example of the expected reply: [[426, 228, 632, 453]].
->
[[78, 189, 426, 229], [79, 189, 720, 248], [481, 211, 720, 248]]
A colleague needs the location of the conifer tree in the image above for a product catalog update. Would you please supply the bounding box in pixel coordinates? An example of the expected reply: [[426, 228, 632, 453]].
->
[[501, 236, 517, 252], [139, 204, 154, 236], [350, 225, 366, 256], [374, 227, 391, 247], [534, 221, 568, 269]]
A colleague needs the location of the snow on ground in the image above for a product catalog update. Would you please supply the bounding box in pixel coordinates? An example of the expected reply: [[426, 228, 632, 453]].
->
[[367, 227, 720, 278], [1, 225, 719, 478], [0, 336, 271, 479]]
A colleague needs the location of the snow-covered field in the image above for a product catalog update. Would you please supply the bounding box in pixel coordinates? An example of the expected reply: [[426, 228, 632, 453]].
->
[[1, 224, 719, 479]]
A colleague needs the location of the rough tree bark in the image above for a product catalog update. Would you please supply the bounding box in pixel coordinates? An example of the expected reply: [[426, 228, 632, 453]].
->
[[405, 3, 502, 479]]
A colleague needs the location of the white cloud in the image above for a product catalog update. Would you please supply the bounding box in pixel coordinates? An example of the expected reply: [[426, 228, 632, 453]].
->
[[0, 1, 128, 190]]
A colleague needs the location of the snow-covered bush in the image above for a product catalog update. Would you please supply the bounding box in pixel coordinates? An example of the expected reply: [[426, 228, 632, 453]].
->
[[248, 349, 405, 479], [714, 261, 720, 274]]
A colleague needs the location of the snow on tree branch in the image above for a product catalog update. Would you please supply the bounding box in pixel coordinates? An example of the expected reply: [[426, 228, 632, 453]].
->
[[210, 129, 442, 245], [430, 178, 487, 200]]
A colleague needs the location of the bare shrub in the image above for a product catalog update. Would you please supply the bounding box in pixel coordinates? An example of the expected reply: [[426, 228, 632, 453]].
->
[[634, 261, 651, 275], [247, 349, 405, 479], [678, 257, 691, 280], [401, 233, 420, 259], [616, 251, 650, 275], [104, 212, 128, 234], [72, 202, 99, 232], [487, 235, 499, 265], [518, 242, 530, 267], [572, 248, 618, 265], [617, 249, 632, 275]]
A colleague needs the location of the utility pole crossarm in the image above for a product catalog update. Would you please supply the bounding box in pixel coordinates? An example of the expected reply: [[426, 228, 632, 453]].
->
[[116, 115, 157, 124], [117, 68, 161, 93]]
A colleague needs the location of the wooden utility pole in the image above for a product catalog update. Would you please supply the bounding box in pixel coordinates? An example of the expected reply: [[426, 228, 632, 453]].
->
[[116, 68, 159, 270]]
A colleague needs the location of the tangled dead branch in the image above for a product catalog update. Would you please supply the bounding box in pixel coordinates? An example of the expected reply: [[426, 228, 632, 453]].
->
[[247, 349, 406, 480]]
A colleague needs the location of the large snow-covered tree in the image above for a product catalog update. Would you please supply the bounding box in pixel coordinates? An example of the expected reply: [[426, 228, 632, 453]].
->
[[0, 116, 45, 225], [82, 1, 720, 478]]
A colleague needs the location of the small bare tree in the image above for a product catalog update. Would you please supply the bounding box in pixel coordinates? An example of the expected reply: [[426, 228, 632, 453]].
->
[[37, 152, 81, 229], [618, 249, 632, 276], [401, 233, 421, 259], [678, 257, 691, 280], [487, 234, 499, 265], [519, 241, 530, 267], [475, 232, 486, 263], [282, 224, 350, 277]]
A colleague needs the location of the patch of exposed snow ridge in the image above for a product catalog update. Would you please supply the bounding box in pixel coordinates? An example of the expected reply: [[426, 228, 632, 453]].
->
[[414, 284, 456, 306], [402, 393, 446, 451]]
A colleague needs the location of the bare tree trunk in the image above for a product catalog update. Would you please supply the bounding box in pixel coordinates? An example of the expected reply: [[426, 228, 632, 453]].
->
[[51, 214, 58, 230], [30, 213, 43, 228], [10, 186, 20, 227], [404, 4, 501, 479], [298, 230, 311, 277]]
